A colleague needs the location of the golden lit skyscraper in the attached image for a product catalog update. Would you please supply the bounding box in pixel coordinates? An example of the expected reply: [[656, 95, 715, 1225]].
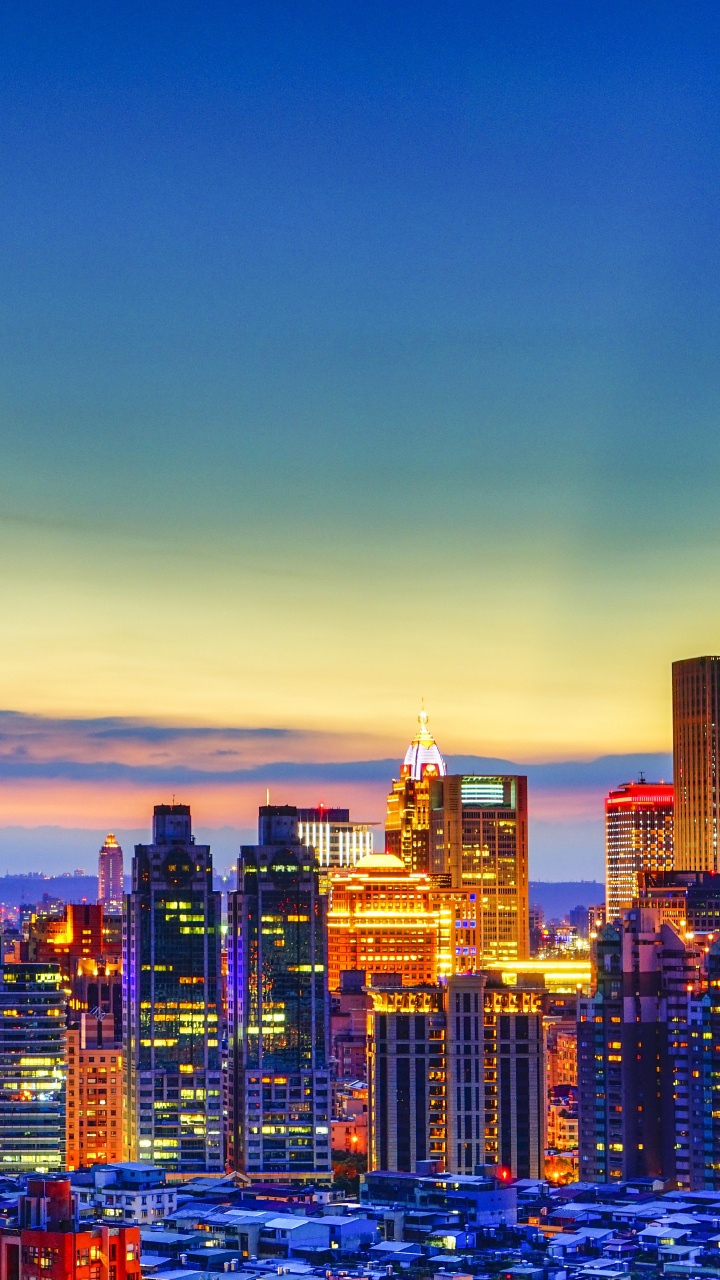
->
[[605, 780, 674, 921], [385, 710, 446, 873], [430, 773, 530, 963], [98, 833, 124, 913], [673, 656, 720, 871]]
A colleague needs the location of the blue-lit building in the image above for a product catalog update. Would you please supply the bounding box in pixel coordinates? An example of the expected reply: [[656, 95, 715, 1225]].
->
[[0, 962, 67, 1173], [227, 805, 331, 1180], [123, 804, 222, 1172]]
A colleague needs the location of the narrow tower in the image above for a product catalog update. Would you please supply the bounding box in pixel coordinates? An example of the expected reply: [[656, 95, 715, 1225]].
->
[[98, 833, 124, 913]]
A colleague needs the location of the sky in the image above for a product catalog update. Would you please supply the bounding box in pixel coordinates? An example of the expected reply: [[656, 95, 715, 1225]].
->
[[0, 3, 718, 877]]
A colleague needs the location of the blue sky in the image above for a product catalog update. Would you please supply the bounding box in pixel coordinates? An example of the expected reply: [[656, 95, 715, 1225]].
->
[[0, 3, 718, 872]]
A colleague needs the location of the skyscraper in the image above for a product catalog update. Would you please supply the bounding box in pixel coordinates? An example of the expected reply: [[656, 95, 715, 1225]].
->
[[430, 774, 530, 963], [605, 780, 674, 921], [673, 655, 720, 871], [123, 804, 222, 1172], [0, 962, 67, 1174], [386, 711, 447, 873], [98, 834, 124, 913], [227, 805, 331, 1180]]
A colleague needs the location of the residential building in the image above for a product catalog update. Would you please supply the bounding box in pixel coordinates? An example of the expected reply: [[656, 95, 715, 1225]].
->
[[123, 803, 222, 1171], [367, 975, 545, 1179], [330, 969, 371, 1080], [0, 962, 67, 1174], [227, 805, 331, 1180], [23, 902, 122, 1038], [0, 1176, 141, 1280], [429, 773, 530, 963], [385, 710, 447, 874], [327, 853, 440, 991], [297, 807, 374, 868], [66, 1012, 122, 1170], [367, 984, 446, 1173], [637, 868, 720, 939], [673, 655, 720, 871], [605, 779, 674, 921], [578, 910, 704, 1187], [98, 834, 124, 913], [70, 1163, 177, 1225]]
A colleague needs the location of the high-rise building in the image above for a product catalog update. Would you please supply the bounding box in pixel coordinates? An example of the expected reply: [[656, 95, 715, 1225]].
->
[[0, 1177, 141, 1280], [430, 774, 530, 963], [578, 910, 704, 1186], [98, 833, 124, 913], [673, 655, 720, 871], [66, 1012, 122, 1171], [227, 805, 331, 1180], [0, 963, 67, 1174], [367, 975, 545, 1178], [327, 852, 441, 991], [123, 804, 222, 1172], [636, 868, 720, 938], [297, 807, 374, 868], [23, 902, 122, 1038], [605, 780, 674, 921], [386, 711, 447, 874], [367, 984, 446, 1173], [330, 970, 372, 1081]]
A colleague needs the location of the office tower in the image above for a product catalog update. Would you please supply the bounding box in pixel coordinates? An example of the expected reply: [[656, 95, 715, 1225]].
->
[[673, 655, 720, 871], [0, 1177, 141, 1280], [578, 910, 703, 1186], [123, 804, 222, 1172], [66, 1012, 122, 1170], [636, 868, 720, 938], [327, 853, 440, 991], [227, 805, 331, 1180], [605, 780, 674, 921], [386, 711, 446, 873], [367, 984, 446, 1172], [297, 807, 374, 868], [98, 833, 124, 913], [430, 774, 530, 964], [0, 963, 67, 1174], [23, 901, 122, 1037]]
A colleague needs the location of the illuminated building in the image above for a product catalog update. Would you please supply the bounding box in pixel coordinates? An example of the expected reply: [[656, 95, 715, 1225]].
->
[[0, 1177, 141, 1280], [367, 975, 545, 1178], [23, 902, 122, 1037], [66, 1012, 122, 1171], [578, 910, 704, 1187], [673, 656, 720, 871], [123, 803, 222, 1172], [227, 805, 331, 1180], [331, 1081, 368, 1154], [483, 958, 591, 993], [430, 774, 529, 964], [327, 853, 440, 991], [367, 985, 446, 1172], [636, 868, 720, 939], [0, 963, 67, 1174], [386, 710, 446, 873], [605, 780, 674, 921], [297, 807, 374, 868], [98, 833, 124, 913], [446, 976, 545, 1178]]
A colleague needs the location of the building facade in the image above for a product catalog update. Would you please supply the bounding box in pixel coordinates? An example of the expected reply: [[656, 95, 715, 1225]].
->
[[578, 911, 704, 1187], [227, 805, 331, 1180], [367, 985, 447, 1173], [297, 807, 374, 868], [123, 804, 222, 1171], [673, 655, 720, 871], [98, 834, 124, 914], [0, 963, 67, 1174], [0, 1178, 141, 1280], [327, 852, 440, 991], [66, 1012, 122, 1170], [605, 780, 674, 921], [429, 774, 530, 964]]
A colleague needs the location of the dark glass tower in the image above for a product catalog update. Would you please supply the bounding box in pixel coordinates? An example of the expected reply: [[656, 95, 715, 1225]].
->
[[123, 804, 222, 1171], [227, 805, 331, 1179], [0, 962, 67, 1173]]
